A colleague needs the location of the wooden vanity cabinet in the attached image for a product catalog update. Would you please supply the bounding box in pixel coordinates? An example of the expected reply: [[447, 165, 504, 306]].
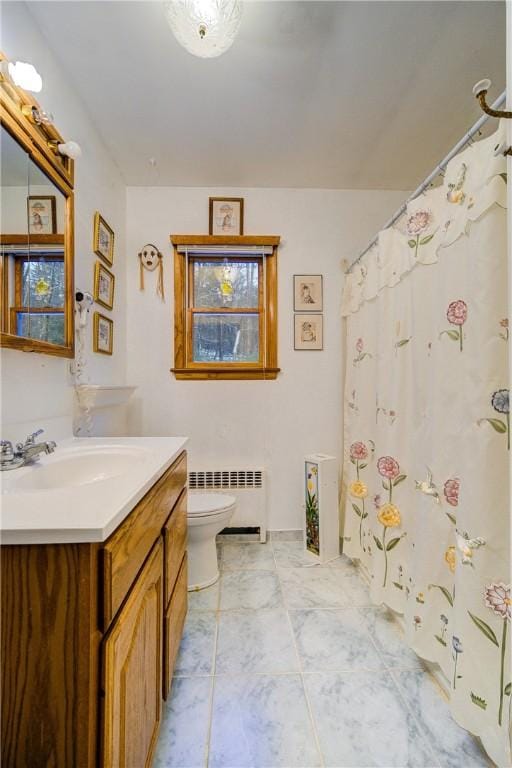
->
[[102, 540, 164, 768], [1, 450, 188, 768]]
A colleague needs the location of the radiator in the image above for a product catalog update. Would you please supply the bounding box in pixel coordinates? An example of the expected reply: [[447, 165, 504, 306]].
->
[[188, 468, 267, 542]]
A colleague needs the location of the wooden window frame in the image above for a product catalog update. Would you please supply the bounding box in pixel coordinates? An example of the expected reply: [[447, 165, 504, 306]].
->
[[9, 253, 64, 335], [171, 235, 280, 381]]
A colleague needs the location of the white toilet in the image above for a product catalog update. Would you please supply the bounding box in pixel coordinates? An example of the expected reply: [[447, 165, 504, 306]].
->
[[187, 492, 236, 590]]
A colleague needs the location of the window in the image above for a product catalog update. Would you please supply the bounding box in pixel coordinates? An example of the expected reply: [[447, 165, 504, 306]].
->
[[8, 252, 65, 346], [171, 235, 280, 380]]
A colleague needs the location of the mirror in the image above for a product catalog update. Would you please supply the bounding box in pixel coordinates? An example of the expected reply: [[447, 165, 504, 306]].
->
[[0, 120, 74, 357]]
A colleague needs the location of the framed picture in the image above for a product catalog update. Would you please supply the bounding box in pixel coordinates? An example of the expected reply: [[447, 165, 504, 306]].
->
[[209, 197, 244, 236], [294, 314, 323, 351], [93, 311, 113, 355], [93, 212, 115, 266], [94, 261, 115, 310], [294, 274, 323, 312], [27, 196, 57, 235]]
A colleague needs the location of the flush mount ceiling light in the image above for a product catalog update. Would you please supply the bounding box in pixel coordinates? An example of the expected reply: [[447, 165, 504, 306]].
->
[[165, 0, 242, 58], [0, 60, 42, 92]]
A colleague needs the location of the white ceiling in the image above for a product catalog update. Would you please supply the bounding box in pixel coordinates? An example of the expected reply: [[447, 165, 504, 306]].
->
[[26, 1, 505, 190]]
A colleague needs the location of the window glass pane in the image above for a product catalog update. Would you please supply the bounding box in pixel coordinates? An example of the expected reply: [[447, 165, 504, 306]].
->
[[16, 311, 65, 345], [193, 313, 259, 362], [193, 260, 259, 308], [22, 259, 64, 308]]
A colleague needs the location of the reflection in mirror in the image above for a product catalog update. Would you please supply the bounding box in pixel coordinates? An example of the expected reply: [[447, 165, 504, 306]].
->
[[1, 124, 66, 347]]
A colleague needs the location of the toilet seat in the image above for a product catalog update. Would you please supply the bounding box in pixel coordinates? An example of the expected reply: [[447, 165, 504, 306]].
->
[[188, 492, 236, 518]]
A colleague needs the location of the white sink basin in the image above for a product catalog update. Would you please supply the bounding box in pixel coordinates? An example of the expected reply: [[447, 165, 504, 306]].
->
[[3, 445, 150, 493], [1, 436, 189, 544]]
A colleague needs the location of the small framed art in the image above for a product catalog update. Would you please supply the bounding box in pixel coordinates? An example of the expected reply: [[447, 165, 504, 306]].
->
[[93, 212, 115, 266], [294, 314, 323, 351], [209, 197, 244, 236], [93, 311, 113, 355], [294, 274, 323, 312], [27, 196, 57, 234], [94, 261, 115, 310]]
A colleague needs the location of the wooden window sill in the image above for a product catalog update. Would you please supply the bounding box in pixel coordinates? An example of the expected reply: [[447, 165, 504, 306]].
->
[[171, 367, 280, 381]]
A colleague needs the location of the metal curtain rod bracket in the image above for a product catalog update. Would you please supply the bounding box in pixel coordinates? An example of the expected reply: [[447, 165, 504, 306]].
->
[[473, 79, 512, 120], [345, 89, 507, 274]]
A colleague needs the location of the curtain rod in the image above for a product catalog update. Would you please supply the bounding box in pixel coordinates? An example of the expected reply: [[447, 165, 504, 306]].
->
[[345, 91, 507, 274], [177, 245, 273, 255]]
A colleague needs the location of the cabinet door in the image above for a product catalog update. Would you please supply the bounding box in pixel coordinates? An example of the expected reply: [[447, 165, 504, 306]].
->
[[164, 488, 187, 605], [101, 540, 163, 768], [163, 554, 188, 700], [102, 451, 187, 629]]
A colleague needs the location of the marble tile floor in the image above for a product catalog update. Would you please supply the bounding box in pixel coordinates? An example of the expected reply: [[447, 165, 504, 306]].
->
[[154, 540, 492, 768]]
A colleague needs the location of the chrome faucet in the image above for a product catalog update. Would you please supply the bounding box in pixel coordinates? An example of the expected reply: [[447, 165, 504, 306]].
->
[[0, 430, 57, 471]]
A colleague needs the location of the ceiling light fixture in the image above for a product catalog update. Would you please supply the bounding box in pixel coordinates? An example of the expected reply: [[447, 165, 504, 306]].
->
[[0, 60, 42, 93], [165, 0, 242, 59]]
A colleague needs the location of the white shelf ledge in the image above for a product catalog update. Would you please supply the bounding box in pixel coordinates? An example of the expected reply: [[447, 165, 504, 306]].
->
[[75, 385, 137, 410]]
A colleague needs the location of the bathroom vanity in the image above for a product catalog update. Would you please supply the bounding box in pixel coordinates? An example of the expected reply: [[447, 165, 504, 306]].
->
[[1, 437, 188, 768]]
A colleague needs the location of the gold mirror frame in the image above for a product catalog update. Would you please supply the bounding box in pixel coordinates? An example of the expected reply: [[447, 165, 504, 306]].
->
[[0, 50, 75, 358]]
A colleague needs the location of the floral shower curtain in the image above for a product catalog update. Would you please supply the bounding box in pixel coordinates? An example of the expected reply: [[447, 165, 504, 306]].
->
[[341, 121, 510, 767]]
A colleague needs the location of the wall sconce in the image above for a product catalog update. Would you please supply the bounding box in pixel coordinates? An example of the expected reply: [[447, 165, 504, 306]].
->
[[0, 60, 42, 92], [473, 79, 512, 119], [21, 104, 54, 126], [48, 139, 82, 159]]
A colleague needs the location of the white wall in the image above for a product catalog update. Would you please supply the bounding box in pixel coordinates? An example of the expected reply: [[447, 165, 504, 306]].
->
[[126, 186, 406, 530], [0, 5, 407, 529], [2, 185, 66, 233], [0, 2, 127, 441]]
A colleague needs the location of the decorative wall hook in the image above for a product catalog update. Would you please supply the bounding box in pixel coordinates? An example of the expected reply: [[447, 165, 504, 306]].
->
[[473, 79, 512, 119], [138, 243, 164, 300]]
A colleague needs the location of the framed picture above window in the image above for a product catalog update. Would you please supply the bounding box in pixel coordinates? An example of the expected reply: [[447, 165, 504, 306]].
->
[[209, 197, 244, 236], [27, 196, 57, 235], [94, 261, 115, 310], [294, 313, 323, 351], [171, 234, 280, 380], [293, 274, 323, 312]]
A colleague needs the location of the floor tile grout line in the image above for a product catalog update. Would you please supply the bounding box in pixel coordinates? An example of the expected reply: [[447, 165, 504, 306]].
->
[[387, 667, 443, 768], [272, 540, 326, 768], [276, 541, 443, 766], [349, 557, 466, 766], [353, 610, 443, 765], [179, 544, 485, 768], [272, 537, 434, 767], [346, 559, 441, 765], [176, 544, 436, 766], [203, 550, 223, 768], [172, 662, 425, 680]]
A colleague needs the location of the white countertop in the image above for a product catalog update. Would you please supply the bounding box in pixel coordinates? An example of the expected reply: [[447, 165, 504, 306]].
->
[[0, 436, 188, 545]]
